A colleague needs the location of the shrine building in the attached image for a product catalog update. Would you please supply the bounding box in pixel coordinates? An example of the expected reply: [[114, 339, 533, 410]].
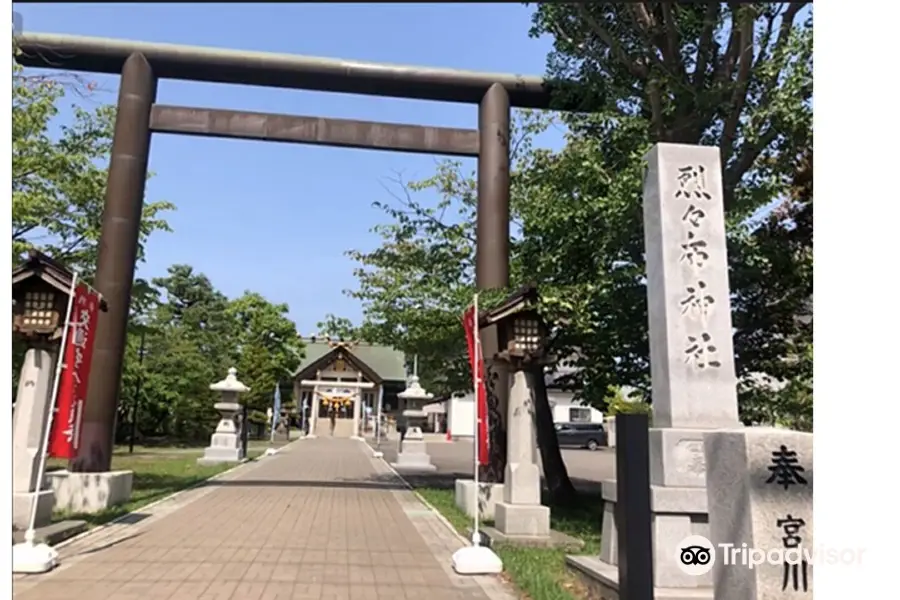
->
[[291, 337, 407, 438]]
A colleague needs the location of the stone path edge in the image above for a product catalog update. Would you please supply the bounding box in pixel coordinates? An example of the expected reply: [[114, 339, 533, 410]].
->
[[51, 440, 302, 553], [358, 439, 518, 600], [362, 440, 471, 545]]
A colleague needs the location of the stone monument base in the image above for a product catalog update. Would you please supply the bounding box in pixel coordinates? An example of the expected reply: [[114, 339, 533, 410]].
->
[[47, 470, 133, 514], [197, 446, 244, 465], [391, 439, 436, 472], [566, 555, 713, 600], [12, 489, 54, 530], [584, 479, 711, 596], [454, 479, 504, 521], [494, 502, 551, 538]]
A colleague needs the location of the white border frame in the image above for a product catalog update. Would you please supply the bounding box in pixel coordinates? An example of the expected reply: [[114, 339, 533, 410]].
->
[[816, 2, 897, 599]]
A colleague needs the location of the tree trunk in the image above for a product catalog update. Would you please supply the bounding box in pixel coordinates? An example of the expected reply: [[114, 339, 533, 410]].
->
[[480, 358, 507, 482], [530, 368, 579, 506]]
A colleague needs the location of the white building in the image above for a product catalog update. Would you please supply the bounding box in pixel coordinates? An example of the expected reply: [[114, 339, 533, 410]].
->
[[446, 365, 603, 437]]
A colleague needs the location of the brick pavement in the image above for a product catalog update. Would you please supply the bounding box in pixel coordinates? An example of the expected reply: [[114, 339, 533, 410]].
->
[[13, 439, 516, 600]]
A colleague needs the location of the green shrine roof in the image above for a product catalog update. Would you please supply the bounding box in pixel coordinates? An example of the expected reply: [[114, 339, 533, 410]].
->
[[292, 338, 407, 383]]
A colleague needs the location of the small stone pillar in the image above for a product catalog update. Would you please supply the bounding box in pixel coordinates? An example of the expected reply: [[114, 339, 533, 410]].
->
[[494, 369, 550, 539], [391, 375, 436, 472], [12, 347, 57, 530], [199, 368, 249, 465], [704, 428, 814, 600]]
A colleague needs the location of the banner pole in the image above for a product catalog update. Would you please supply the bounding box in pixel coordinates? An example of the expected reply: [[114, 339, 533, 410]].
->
[[471, 293, 481, 547], [24, 271, 79, 545]]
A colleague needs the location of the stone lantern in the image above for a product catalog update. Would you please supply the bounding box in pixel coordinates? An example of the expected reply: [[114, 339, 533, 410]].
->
[[199, 367, 249, 465], [479, 284, 554, 541], [391, 357, 436, 472]]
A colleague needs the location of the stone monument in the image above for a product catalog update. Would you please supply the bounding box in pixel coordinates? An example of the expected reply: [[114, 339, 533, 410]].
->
[[12, 347, 58, 531], [704, 429, 814, 600], [199, 367, 248, 465], [391, 362, 436, 472], [567, 143, 740, 600]]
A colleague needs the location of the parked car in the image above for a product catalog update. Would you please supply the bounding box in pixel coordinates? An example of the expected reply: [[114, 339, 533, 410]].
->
[[555, 422, 605, 451]]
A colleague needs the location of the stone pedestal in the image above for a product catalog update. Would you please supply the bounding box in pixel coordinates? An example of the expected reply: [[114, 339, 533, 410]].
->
[[199, 368, 249, 466], [12, 347, 57, 530], [493, 370, 550, 539], [48, 470, 134, 513], [392, 427, 436, 471], [12, 490, 54, 532], [454, 480, 505, 521], [705, 428, 814, 600], [569, 144, 739, 600]]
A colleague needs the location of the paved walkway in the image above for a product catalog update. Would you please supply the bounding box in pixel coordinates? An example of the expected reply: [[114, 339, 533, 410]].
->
[[14, 439, 515, 600]]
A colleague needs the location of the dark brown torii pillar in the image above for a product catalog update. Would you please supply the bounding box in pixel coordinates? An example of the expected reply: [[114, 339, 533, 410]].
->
[[476, 84, 511, 481], [73, 54, 157, 471], [14, 34, 541, 473]]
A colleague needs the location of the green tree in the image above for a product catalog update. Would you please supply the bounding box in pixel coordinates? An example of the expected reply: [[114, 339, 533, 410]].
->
[[520, 2, 813, 421], [348, 2, 813, 493], [11, 59, 174, 396], [316, 314, 360, 341], [346, 117, 578, 497], [228, 292, 303, 420], [12, 62, 174, 274]]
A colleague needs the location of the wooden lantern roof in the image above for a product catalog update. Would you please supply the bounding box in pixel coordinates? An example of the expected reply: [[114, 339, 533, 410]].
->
[[12, 250, 108, 312]]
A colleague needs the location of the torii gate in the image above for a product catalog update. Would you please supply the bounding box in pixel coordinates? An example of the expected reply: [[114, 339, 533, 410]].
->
[[14, 32, 558, 474]]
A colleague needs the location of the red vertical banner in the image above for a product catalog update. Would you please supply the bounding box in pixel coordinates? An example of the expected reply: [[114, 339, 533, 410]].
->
[[462, 305, 489, 466], [49, 284, 101, 459]]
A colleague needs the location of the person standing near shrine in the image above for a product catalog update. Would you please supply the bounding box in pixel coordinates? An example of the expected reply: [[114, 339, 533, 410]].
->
[[329, 405, 337, 436]]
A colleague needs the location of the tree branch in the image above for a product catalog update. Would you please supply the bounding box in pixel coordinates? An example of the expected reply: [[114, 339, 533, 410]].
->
[[659, 2, 684, 78], [379, 173, 475, 245], [694, 2, 721, 88], [720, 9, 755, 164], [12, 224, 39, 240], [714, 4, 743, 84], [725, 127, 779, 193], [574, 3, 649, 79]]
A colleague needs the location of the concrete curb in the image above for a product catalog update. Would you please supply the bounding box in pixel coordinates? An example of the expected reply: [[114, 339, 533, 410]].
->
[[52, 438, 303, 551]]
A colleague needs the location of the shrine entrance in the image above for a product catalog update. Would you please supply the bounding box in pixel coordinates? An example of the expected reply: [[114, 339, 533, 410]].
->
[[292, 338, 406, 439], [14, 32, 556, 472]]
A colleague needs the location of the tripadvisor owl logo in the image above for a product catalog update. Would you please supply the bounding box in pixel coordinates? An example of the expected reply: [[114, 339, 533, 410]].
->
[[678, 535, 716, 576]]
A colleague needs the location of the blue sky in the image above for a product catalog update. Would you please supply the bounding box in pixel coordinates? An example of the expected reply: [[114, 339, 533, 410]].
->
[[15, 3, 563, 334]]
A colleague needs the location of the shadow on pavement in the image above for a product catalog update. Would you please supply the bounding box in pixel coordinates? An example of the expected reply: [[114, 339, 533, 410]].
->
[[202, 478, 407, 491]]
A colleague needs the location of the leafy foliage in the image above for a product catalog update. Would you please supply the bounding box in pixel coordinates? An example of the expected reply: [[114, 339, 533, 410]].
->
[[117, 266, 303, 444], [348, 2, 813, 439], [12, 62, 174, 278], [316, 314, 360, 340]]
